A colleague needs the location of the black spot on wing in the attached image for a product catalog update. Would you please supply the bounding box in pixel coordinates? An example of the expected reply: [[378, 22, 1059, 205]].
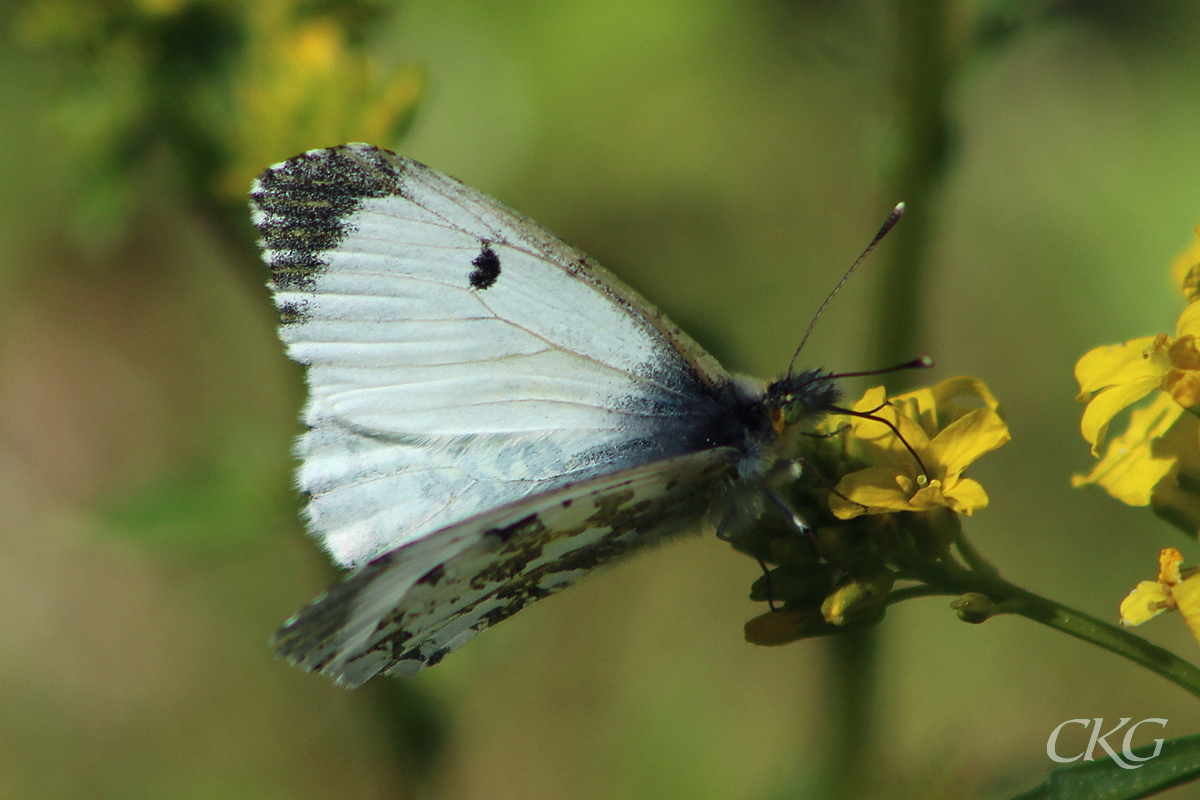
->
[[469, 243, 501, 289], [250, 144, 406, 291]]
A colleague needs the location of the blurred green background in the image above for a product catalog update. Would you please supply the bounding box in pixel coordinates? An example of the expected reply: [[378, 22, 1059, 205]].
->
[[4, 0, 1200, 798]]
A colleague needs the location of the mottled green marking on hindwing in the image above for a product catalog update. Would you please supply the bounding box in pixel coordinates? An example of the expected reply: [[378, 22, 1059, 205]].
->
[[386, 470, 725, 666]]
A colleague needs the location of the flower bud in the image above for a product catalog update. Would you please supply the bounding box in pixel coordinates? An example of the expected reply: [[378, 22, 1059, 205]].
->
[[744, 608, 824, 646], [821, 571, 895, 626], [951, 592, 994, 623]]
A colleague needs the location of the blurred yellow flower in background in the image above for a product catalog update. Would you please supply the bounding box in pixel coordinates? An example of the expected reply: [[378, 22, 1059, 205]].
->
[[1076, 228, 1200, 457], [828, 377, 1010, 519], [218, 4, 423, 199], [1072, 394, 1186, 505], [1120, 547, 1200, 644], [1075, 228, 1200, 536], [1076, 303, 1200, 456], [16, 0, 422, 238]]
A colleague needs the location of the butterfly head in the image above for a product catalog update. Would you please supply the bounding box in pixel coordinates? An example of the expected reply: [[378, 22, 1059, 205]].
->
[[763, 369, 841, 434]]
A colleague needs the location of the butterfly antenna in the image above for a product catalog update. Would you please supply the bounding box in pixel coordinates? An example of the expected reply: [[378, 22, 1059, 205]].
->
[[827, 356, 933, 381], [787, 202, 906, 376]]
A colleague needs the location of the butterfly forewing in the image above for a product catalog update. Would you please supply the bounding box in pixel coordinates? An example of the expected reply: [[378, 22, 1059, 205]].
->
[[271, 449, 738, 688], [252, 145, 739, 569]]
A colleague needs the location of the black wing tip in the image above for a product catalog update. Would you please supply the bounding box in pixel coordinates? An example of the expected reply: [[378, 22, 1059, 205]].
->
[[249, 143, 413, 209], [249, 143, 397, 195], [249, 144, 414, 294]]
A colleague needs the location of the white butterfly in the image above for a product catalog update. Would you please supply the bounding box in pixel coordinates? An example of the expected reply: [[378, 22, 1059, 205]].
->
[[252, 143, 844, 688]]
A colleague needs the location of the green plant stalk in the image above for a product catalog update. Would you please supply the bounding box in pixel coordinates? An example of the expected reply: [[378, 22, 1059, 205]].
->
[[890, 537, 1200, 700], [873, 0, 955, 375], [1007, 590, 1200, 699], [826, 1, 957, 796], [977, 575, 1200, 701], [824, 632, 878, 800]]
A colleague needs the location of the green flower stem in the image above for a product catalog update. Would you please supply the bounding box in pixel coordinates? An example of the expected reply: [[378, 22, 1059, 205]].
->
[[886, 584, 954, 605], [981, 577, 1200, 701], [890, 534, 1200, 701], [953, 529, 1000, 578]]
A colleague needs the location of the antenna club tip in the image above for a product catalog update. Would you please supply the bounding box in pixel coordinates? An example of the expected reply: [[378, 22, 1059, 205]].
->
[[892, 202, 906, 216], [916, 355, 934, 368]]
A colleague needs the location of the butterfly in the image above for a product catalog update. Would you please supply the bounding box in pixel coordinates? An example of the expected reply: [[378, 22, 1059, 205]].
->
[[252, 143, 883, 688]]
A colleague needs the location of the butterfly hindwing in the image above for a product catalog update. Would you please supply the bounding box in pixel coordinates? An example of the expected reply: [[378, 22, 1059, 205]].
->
[[271, 448, 738, 688], [251, 145, 739, 569]]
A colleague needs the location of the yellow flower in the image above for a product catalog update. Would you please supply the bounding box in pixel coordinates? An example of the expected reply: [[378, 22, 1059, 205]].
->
[[828, 377, 1010, 519], [1075, 391, 1200, 537], [217, 5, 423, 200], [1120, 547, 1200, 644], [1072, 393, 1184, 505], [1074, 229, 1200, 529], [1076, 232, 1200, 457]]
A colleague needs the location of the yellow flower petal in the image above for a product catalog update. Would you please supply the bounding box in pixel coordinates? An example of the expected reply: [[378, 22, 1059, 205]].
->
[[1119, 548, 1200, 643], [830, 466, 916, 519], [850, 386, 889, 415], [1179, 297, 1200, 337], [908, 481, 949, 510], [1072, 393, 1183, 505], [1075, 336, 1165, 399], [888, 377, 1002, 440], [930, 376, 1002, 413], [845, 399, 931, 466], [940, 477, 990, 515], [1080, 376, 1163, 455], [1120, 580, 1174, 627], [1149, 412, 1200, 535], [924, 376, 1004, 434], [1172, 574, 1200, 646], [889, 387, 940, 438], [927, 408, 1011, 478]]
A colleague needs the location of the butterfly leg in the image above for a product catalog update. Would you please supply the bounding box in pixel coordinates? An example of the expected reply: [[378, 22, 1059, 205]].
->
[[826, 403, 928, 477], [753, 555, 778, 611], [800, 423, 851, 439], [771, 456, 866, 516]]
